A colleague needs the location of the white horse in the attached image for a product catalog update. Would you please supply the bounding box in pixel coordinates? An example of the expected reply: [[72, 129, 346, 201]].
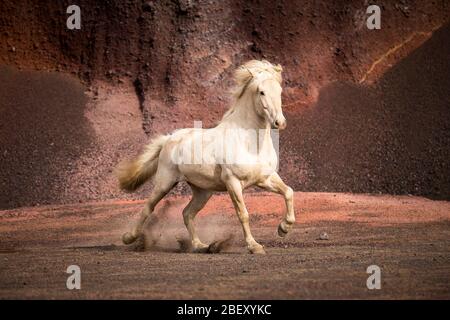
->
[[116, 60, 295, 254]]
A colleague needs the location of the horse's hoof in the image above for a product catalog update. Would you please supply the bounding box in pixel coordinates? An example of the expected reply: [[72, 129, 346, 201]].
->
[[192, 243, 209, 253], [122, 232, 137, 245], [192, 246, 210, 254], [249, 245, 266, 255], [278, 224, 288, 238], [132, 233, 147, 252], [207, 235, 234, 254]]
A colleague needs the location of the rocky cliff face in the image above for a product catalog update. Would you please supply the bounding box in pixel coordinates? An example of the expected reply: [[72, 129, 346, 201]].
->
[[0, 0, 449, 208]]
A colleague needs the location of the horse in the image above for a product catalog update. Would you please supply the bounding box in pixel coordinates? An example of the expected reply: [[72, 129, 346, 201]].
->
[[116, 60, 295, 254]]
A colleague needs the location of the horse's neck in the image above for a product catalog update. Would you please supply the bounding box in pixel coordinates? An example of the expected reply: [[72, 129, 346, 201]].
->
[[218, 95, 274, 152], [218, 94, 266, 130], [258, 123, 275, 155]]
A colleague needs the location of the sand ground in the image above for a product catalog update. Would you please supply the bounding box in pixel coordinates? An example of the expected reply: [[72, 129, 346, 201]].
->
[[0, 192, 449, 299]]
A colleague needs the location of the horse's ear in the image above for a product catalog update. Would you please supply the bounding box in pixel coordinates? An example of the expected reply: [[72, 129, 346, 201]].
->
[[245, 67, 255, 78]]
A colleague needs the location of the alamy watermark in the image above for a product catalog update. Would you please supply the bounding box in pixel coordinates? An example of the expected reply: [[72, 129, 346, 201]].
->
[[66, 4, 381, 31], [66, 265, 81, 290], [366, 5, 381, 30], [366, 265, 381, 290], [168, 121, 279, 172], [66, 5, 81, 30]]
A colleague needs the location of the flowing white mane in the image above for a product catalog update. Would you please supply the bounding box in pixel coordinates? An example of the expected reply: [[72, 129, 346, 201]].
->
[[232, 60, 283, 97]]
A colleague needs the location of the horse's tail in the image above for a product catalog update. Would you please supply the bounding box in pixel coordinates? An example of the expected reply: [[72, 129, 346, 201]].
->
[[115, 135, 169, 192]]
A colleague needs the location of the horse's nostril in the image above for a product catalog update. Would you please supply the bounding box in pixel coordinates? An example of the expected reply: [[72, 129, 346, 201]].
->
[[274, 120, 280, 128]]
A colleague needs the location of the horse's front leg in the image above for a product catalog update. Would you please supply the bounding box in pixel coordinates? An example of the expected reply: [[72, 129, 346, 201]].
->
[[223, 174, 266, 254], [257, 173, 295, 237]]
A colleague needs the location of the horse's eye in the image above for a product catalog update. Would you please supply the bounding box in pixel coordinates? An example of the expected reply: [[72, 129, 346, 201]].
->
[[260, 91, 265, 96]]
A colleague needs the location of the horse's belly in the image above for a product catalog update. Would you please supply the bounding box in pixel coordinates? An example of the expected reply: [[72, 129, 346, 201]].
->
[[178, 164, 227, 191]]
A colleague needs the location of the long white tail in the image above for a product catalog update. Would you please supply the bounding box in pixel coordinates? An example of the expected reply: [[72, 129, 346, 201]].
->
[[115, 135, 169, 192]]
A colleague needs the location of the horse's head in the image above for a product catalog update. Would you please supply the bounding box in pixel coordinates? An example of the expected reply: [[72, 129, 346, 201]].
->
[[254, 76, 286, 130], [234, 60, 286, 130]]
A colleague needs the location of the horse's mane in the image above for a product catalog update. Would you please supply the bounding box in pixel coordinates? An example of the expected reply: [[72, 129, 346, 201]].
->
[[221, 60, 283, 121]]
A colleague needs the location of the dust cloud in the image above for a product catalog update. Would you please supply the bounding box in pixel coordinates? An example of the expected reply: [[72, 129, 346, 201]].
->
[[131, 198, 236, 253]]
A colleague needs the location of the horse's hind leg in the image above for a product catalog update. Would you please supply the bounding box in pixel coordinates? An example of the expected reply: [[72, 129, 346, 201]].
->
[[182, 185, 212, 252], [122, 166, 178, 245]]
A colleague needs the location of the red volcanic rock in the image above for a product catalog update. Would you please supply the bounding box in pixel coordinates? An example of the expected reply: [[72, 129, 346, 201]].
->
[[0, 1, 449, 208]]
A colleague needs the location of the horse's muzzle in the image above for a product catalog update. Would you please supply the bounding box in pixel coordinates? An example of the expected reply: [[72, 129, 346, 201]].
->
[[272, 119, 287, 130]]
